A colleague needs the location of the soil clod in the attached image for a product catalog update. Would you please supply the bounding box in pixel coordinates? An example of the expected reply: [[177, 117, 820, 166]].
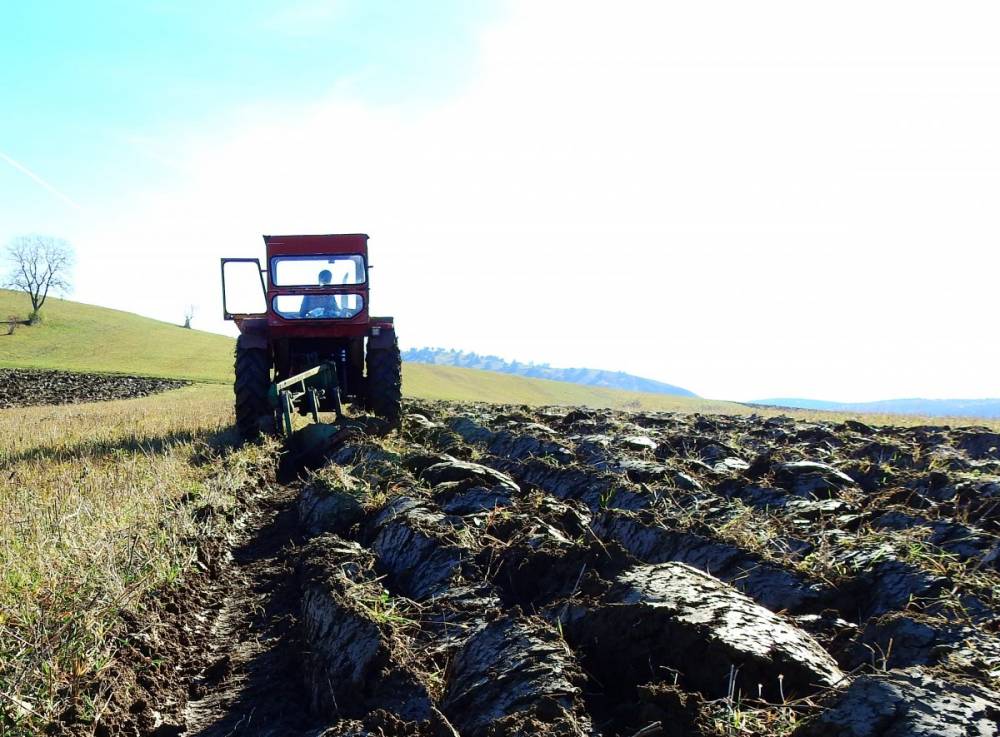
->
[[441, 615, 594, 737], [792, 667, 1000, 736], [567, 562, 844, 702]]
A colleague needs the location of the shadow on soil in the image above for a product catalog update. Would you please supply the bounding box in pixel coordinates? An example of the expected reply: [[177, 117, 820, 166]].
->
[[181, 485, 325, 737]]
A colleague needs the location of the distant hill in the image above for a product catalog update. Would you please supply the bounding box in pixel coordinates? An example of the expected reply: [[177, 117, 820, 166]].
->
[[402, 347, 697, 397], [404, 363, 739, 413], [753, 397, 1000, 419], [0, 290, 735, 412]]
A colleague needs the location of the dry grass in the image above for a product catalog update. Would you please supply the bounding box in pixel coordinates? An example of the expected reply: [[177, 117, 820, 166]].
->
[[0, 384, 275, 735]]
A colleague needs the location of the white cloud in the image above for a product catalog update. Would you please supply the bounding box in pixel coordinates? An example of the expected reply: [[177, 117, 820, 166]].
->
[[72, 0, 1000, 400]]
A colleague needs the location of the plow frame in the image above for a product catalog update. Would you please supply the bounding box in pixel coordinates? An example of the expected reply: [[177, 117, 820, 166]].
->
[[269, 363, 344, 436]]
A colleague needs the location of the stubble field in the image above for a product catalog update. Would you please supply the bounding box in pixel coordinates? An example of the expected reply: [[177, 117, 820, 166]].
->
[[3, 377, 1000, 736]]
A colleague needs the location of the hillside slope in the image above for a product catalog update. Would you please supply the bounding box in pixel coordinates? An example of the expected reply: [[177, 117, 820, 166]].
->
[[0, 290, 739, 412], [0, 289, 235, 382]]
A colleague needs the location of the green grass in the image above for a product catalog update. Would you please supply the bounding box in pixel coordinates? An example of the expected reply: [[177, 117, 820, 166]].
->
[[0, 289, 234, 383]]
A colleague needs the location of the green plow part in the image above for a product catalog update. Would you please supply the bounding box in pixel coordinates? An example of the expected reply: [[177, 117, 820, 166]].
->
[[269, 362, 344, 437]]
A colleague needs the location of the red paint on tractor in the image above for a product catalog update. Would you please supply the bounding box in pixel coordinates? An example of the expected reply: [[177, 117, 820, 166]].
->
[[262, 234, 371, 339]]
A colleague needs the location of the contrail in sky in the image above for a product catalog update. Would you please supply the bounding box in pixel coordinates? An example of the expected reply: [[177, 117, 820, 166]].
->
[[0, 148, 86, 212]]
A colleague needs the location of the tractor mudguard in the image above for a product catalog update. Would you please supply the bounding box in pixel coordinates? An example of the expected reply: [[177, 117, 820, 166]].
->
[[367, 326, 396, 350], [237, 330, 268, 352]]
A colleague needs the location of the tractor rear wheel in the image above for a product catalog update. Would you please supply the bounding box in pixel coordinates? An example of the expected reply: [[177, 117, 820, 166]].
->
[[234, 343, 275, 441], [366, 338, 402, 427]]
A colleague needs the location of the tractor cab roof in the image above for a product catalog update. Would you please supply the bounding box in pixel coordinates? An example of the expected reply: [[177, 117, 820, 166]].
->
[[263, 233, 369, 257]]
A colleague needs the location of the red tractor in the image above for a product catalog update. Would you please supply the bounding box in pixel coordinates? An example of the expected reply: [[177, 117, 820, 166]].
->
[[221, 234, 401, 441]]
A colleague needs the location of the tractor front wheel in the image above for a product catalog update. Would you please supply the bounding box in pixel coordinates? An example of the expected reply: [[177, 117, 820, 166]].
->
[[234, 343, 276, 441], [366, 338, 402, 428]]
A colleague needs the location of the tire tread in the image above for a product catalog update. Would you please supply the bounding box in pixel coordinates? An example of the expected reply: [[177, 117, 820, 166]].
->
[[366, 338, 402, 427], [234, 345, 273, 441]]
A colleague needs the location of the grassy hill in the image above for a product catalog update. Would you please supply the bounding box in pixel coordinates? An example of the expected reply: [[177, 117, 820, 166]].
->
[[0, 290, 742, 412], [0, 289, 235, 383]]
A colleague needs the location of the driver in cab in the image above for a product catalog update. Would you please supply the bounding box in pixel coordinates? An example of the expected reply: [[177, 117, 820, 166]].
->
[[298, 269, 340, 318]]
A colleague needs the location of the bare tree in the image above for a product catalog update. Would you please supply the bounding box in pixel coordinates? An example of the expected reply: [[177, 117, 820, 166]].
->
[[3, 235, 74, 323], [183, 304, 196, 329]]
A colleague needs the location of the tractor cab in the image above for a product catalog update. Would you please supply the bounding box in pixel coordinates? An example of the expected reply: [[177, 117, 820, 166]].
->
[[270, 253, 365, 320], [221, 234, 401, 442], [222, 234, 372, 329]]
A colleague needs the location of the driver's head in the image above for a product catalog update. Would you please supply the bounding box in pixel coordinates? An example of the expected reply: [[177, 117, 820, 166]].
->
[[318, 269, 333, 285]]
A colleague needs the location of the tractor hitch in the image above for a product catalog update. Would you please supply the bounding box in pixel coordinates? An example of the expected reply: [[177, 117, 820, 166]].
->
[[269, 362, 344, 436], [268, 362, 389, 467]]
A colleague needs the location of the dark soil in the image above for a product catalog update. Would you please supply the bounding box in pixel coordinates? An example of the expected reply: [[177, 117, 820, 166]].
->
[[92, 475, 327, 737], [85, 401, 1000, 736], [0, 368, 189, 407]]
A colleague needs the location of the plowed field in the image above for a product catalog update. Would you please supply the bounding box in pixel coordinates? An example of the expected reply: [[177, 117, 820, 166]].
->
[[105, 401, 1000, 737], [0, 368, 188, 408]]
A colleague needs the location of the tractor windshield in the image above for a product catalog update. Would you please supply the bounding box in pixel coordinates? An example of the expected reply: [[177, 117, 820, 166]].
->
[[273, 294, 364, 320], [271, 255, 365, 286]]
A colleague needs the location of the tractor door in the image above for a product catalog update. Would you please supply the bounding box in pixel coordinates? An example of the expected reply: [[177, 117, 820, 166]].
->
[[221, 258, 267, 319]]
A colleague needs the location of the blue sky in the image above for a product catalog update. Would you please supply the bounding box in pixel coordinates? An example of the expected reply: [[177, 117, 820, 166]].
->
[[3, 1, 1000, 401], [0, 0, 494, 222]]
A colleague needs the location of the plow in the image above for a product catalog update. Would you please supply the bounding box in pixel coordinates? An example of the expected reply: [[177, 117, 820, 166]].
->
[[221, 233, 401, 456], [272, 362, 344, 434]]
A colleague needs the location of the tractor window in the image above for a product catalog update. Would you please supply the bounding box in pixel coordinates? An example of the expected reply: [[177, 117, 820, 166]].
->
[[271, 255, 365, 287], [273, 294, 364, 320]]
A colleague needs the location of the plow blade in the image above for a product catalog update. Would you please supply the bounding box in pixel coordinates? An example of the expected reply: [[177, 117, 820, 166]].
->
[[287, 415, 393, 468]]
